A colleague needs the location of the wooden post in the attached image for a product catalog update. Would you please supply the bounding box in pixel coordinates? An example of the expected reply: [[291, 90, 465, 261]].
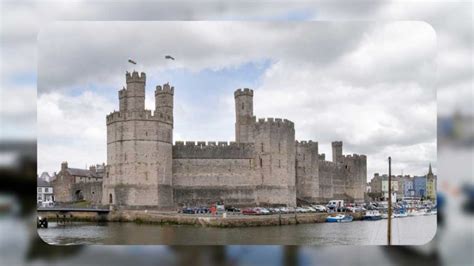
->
[[388, 156, 392, 245]]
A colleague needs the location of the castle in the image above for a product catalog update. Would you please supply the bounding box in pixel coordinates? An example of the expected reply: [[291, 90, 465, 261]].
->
[[101, 71, 367, 209]]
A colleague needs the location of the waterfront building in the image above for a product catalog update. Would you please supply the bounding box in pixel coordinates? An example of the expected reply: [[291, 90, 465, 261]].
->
[[426, 163, 437, 201], [37, 178, 54, 205], [413, 176, 427, 198], [50, 162, 104, 203], [382, 179, 400, 200], [403, 176, 415, 197]]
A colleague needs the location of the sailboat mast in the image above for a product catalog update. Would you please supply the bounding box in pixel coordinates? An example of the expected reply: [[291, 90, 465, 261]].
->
[[388, 156, 392, 245]]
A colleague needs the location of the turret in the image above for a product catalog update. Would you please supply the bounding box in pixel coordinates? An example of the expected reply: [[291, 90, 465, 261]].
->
[[154, 82, 174, 125], [119, 71, 146, 112], [332, 141, 343, 163], [234, 88, 255, 143]]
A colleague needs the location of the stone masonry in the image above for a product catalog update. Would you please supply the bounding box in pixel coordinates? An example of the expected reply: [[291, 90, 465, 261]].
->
[[102, 71, 367, 209]]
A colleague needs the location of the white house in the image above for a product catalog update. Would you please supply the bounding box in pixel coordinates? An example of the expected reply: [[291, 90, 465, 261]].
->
[[37, 178, 54, 206]]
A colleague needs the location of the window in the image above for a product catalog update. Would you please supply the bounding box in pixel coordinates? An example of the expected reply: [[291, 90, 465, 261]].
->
[[37, 188, 42, 193], [261, 143, 264, 152], [278, 160, 281, 168], [278, 142, 281, 153], [109, 193, 113, 204], [241, 102, 244, 110], [260, 157, 263, 168]]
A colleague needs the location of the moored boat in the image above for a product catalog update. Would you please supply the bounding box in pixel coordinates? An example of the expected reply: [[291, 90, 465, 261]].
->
[[326, 214, 353, 223], [363, 210, 382, 221]]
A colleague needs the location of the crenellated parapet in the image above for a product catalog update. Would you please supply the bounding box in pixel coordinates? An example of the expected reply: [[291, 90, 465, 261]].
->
[[255, 117, 295, 129], [173, 141, 255, 159], [234, 88, 254, 97], [342, 153, 367, 163], [125, 71, 146, 83], [106, 109, 173, 125], [295, 140, 318, 149], [155, 83, 174, 95]]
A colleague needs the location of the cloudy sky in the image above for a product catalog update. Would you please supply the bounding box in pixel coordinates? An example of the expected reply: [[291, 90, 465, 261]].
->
[[1, 1, 472, 181], [35, 21, 437, 179]]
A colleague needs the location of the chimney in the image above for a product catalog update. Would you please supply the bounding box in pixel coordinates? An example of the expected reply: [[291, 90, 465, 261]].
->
[[89, 165, 96, 173], [61, 161, 68, 171]]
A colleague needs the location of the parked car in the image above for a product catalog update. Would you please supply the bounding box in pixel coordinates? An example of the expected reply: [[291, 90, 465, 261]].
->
[[215, 202, 225, 214], [255, 207, 271, 215], [312, 205, 327, 212], [279, 207, 290, 214], [225, 206, 240, 213], [242, 208, 258, 215], [196, 207, 210, 214], [181, 207, 196, 214], [295, 207, 306, 213]]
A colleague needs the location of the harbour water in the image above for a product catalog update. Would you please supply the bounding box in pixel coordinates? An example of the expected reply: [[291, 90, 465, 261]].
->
[[38, 215, 436, 245]]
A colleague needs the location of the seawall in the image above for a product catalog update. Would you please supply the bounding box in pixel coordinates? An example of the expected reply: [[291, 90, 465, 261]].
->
[[38, 211, 364, 227]]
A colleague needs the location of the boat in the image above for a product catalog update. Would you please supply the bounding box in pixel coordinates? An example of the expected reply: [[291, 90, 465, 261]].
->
[[326, 214, 353, 223], [394, 210, 408, 218], [363, 210, 382, 221]]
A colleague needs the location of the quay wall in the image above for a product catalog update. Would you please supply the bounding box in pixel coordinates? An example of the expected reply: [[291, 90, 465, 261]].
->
[[39, 211, 364, 227]]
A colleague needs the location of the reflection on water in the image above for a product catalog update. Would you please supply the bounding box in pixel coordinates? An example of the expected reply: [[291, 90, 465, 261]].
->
[[38, 215, 436, 245]]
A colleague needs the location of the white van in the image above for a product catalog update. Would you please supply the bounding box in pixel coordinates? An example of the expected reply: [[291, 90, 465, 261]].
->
[[327, 200, 344, 211]]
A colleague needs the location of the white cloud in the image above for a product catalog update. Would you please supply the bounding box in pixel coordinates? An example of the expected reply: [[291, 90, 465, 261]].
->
[[1, 1, 471, 179], [37, 90, 113, 173]]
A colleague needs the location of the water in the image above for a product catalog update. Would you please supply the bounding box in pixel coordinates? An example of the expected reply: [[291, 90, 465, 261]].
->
[[38, 215, 436, 245]]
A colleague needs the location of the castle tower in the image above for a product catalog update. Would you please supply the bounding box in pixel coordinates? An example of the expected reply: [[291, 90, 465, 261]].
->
[[234, 88, 255, 143], [295, 141, 320, 202], [332, 141, 343, 163], [103, 71, 174, 209], [155, 83, 174, 126], [254, 118, 296, 207], [119, 71, 146, 112]]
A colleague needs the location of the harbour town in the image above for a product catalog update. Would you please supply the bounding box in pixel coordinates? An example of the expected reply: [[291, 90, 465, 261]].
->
[[37, 70, 437, 244]]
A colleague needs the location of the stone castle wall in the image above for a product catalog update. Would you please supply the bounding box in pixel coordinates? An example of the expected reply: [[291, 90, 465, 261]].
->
[[172, 141, 258, 206], [100, 71, 367, 209]]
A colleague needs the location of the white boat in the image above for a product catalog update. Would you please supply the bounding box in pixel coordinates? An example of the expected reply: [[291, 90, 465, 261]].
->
[[326, 214, 353, 223], [363, 210, 382, 221], [394, 212, 408, 218]]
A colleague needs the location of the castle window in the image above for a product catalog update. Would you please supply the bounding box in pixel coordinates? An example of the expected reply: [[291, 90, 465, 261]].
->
[[261, 143, 264, 152], [109, 193, 113, 204], [278, 142, 281, 153], [145, 131, 148, 136], [242, 103, 244, 110], [260, 157, 263, 168]]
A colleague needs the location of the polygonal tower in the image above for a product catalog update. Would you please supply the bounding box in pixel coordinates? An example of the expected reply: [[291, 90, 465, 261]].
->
[[103, 71, 174, 209], [234, 88, 256, 143]]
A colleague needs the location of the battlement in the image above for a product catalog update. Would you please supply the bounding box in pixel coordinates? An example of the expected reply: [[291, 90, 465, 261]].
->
[[125, 71, 146, 83], [343, 153, 367, 162], [234, 88, 254, 97], [295, 140, 318, 147], [173, 141, 255, 159], [319, 159, 342, 169], [155, 83, 174, 95], [106, 110, 172, 124], [255, 117, 294, 128], [332, 141, 343, 147]]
